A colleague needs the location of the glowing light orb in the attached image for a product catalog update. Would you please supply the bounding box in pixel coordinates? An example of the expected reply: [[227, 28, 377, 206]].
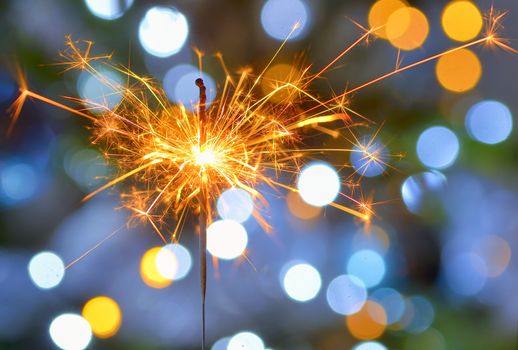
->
[[286, 191, 321, 220], [401, 171, 446, 214], [350, 139, 388, 177], [138, 6, 189, 57], [140, 247, 174, 288], [368, 0, 408, 39], [435, 48, 481, 93], [163, 64, 216, 110], [346, 300, 387, 340], [416, 126, 459, 169], [82, 296, 122, 339], [347, 250, 386, 288], [260, 0, 310, 41], [64, 149, 109, 192], [228, 331, 265, 350], [281, 262, 322, 302], [77, 69, 123, 112], [158, 244, 192, 280], [386, 7, 429, 51], [0, 162, 37, 202], [370, 288, 405, 324], [261, 63, 302, 102], [84, 0, 134, 20], [441, 1, 482, 42], [326, 275, 367, 315], [195, 149, 217, 166], [297, 163, 340, 207], [28, 251, 65, 289], [217, 188, 254, 223], [211, 337, 231, 350], [353, 342, 388, 350], [466, 100, 513, 144], [207, 220, 248, 260], [49, 313, 92, 350], [402, 296, 435, 334]]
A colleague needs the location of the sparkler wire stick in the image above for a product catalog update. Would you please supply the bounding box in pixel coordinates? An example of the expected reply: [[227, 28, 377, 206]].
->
[[196, 77, 208, 350]]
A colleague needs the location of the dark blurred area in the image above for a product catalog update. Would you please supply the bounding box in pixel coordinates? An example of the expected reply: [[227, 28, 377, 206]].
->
[[1, 0, 518, 349]]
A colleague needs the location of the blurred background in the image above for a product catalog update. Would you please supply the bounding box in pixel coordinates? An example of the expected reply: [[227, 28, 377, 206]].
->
[[1, 0, 518, 349]]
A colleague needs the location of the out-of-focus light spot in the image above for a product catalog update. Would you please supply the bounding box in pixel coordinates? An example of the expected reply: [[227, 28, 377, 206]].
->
[[350, 139, 388, 177], [416, 126, 459, 169], [49, 313, 92, 350], [401, 171, 447, 214], [28, 251, 65, 289], [371, 288, 405, 325], [404, 329, 447, 350], [443, 252, 487, 296], [207, 220, 248, 260], [441, 1, 482, 42], [352, 226, 390, 256], [77, 69, 123, 112], [386, 7, 429, 51], [346, 301, 387, 340], [155, 245, 179, 280], [297, 163, 340, 207], [353, 341, 388, 350], [211, 336, 231, 350], [347, 250, 386, 288], [138, 6, 189, 57], [286, 191, 321, 220], [163, 64, 216, 110], [158, 244, 192, 280], [466, 100, 513, 144], [84, 0, 134, 20], [400, 296, 435, 333], [261, 64, 302, 102], [260, 0, 310, 41], [281, 262, 321, 302], [228, 331, 265, 350], [326, 275, 367, 315], [436, 48, 481, 92], [474, 235, 511, 277], [217, 188, 254, 223], [0, 162, 38, 203], [368, 0, 408, 39], [140, 247, 173, 289], [82, 296, 122, 339], [64, 148, 109, 192]]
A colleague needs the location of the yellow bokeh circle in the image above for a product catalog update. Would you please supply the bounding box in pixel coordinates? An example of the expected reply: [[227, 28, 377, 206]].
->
[[286, 191, 321, 220], [261, 63, 302, 103], [140, 247, 173, 289], [346, 300, 387, 340], [386, 7, 429, 51], [442, 1, 483, 42], [82, 296, 122, 339], [436, 48, 482, 92], [368, 0, 408, 39]]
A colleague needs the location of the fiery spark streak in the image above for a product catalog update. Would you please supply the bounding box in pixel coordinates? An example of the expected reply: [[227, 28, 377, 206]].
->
[[5, 9, 514, 348]]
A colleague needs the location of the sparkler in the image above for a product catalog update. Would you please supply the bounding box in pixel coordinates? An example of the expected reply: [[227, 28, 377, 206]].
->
[[5, 7, 515, 349]]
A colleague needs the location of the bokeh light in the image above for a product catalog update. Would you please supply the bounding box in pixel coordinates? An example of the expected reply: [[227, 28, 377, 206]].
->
[[370, 288, 405, 325], [138, 6, 189, 57], [297, 163, 340, 207], [353, 341, 388, 350], [351, 225, 390, 256], [286, 191, 321, 220], [281, 262, 322, 302], [82, 296, 122, 339], [84, 0, 134, 20], [49, 313, 92, 350], [400, 296, 435, 333], [416, 126, 459, 169], [347, 249, 386, 288], [63, 148, 109, 192], [0, 162, 38, 204], [28, 251, 65, 289], [261, 64, 302, 102], [217, 188, 254, 223], [163, 64, 216, 110], [157, 243, 192, 280], [401, 171, 446, 214], [368, 0, 408, 39], [260, 0, 310, 41], [441, 1, 482, 42], [443, 252, 487, 296], [211, 336, 231, 350], [386, 7, 429, 51], [228, 331, 265, 350], [346, 300, 387, 340], [350, 139, 388, 177], [77, 69, 123, 112], [435, 48, 481, 92], [474, 235, 511, 278], [466, 100, 513, 144], [140, 247, 173, 289], [326, 275, 367, 315], [207, 220, 248, 260]]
